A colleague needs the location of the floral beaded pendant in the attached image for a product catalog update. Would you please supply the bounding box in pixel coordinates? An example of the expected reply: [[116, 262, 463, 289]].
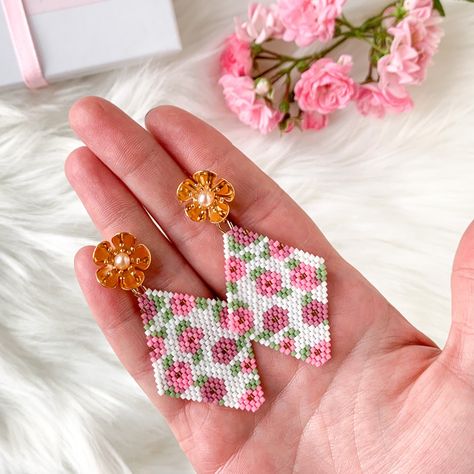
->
[[224, 227, 331, 366], [138, 290, 264, 412], [135, 226, 330, 411], [91, 170, 331, 412]]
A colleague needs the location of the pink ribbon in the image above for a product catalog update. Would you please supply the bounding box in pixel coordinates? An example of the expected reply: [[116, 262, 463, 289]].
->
[[1, 0, 48, 89]]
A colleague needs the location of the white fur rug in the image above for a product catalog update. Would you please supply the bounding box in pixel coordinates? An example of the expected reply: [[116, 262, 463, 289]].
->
[[0, 0, 473, 472]]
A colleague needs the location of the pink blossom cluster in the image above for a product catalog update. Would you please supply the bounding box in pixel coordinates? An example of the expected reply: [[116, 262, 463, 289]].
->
[[219, 0, 443, 134]]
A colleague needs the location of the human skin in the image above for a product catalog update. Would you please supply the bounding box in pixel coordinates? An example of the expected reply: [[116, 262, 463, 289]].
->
[[66, 97, 474, 473]]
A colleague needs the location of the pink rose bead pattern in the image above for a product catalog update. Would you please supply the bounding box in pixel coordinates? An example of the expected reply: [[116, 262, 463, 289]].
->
[[224, 226, 331, 367], [137, 226, 330, 411], [138, 290, 263, 411]]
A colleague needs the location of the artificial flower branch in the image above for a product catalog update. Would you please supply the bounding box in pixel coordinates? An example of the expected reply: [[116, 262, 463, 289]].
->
[[219, 0, 453, 134]]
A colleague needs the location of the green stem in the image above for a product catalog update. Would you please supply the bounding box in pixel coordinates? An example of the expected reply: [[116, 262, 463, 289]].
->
[[252, 5, 398, 83], [259, 47, 281, 58], [359, 37, 388, 55], [261, 35, 350, 84], [255, 61, 288, 79]]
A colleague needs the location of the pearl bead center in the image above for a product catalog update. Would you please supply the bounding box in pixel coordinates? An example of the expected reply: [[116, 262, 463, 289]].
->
[[114, 252, 131, 270], [197, 189, 214, 207]]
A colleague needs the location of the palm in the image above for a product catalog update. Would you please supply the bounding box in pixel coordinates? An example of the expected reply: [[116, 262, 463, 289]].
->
[[67, 98, 474, 473]]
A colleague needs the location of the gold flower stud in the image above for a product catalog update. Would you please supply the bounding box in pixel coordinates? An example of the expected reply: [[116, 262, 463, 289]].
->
[[92, 232, 151, 291], [177, 170, 235, 224]]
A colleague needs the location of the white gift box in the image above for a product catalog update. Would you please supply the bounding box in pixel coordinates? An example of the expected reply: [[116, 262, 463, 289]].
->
[[0, 0, 181, 90]]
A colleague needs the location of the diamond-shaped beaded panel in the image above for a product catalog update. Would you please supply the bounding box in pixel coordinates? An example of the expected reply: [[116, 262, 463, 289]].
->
[[223, 227, 331, 367], [138, 290, 264, 412]]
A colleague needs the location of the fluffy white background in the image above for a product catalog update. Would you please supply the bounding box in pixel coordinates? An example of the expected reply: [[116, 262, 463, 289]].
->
[[0, 0, 473, 472]]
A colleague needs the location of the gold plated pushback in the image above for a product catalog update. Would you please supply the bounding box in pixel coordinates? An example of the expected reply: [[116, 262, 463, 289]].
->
[[176, 170, 235, 226], [93, 232, 151, 292]]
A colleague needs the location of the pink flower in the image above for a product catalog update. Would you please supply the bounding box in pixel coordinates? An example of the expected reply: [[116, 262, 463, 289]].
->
[[378, 12, 443, 93], [302, 300, 327, 326], [147, 336, 166, 362], [268, 239, 294, 260], [306, 341, 331, 367], [230, 226, 259, 246], [300, 111, 329, 131], [241, 357, 257, 373], [405, 0, 434, 20], [263, 306, 289, 333], [178, 327, 204, 355], [212, 337, 239, 364], [218, 306, 230, 330], [219, 74, 283, 134], [277, 0, 346, 46], [228, 307, 254, 335], [220, 34, 252, 77], [165, 361, 194, 393], [356, 83, 413, 118], [170, 294, 196, 317], [294, 55, 356, 114], [238, 386, 265, 412], [235, 3, 284, 44], [290, 262, 320, 291], [225, 256, 247, 283], [201, 377, 227, 403], [256, 270, 283, 297], [279, 337, 295, 355]]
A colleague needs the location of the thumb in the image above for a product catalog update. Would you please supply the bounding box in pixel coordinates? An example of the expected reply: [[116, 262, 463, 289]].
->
[[444, 220, 474, 379]]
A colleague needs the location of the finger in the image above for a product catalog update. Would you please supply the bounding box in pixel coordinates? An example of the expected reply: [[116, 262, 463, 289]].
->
[[66, 147, 213, 419], [65, 146, 210, 296], [68, 97, 227, 297], [145, 106, 391, 357], [444, 220, 474, 379], [66, 150, 299, 461], [145, 105, 340, 264], [75, 247, 187, 419]]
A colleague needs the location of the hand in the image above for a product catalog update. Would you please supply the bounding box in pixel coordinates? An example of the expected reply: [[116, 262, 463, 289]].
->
[[66, 97, 474, 473]]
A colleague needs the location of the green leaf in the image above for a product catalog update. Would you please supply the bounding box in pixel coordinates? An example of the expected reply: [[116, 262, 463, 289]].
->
[[229, 299, 248, 310], [162, 308, 174, 323], [162, 355, 174, 370], [250, 267, 266, 280], [260, 243, 271, 259], [194, 375, 208, 387], [251, 42, 263, 55], [279, 101, 290, 114], [192, 349, 203, 365], [196, 297, 209, 310], [257, 330, 273, 340], [212, 300, 224, 322], [230, 363, 241, 376], [165, 388, 178, 398], [156, 326, 167, 338], [152, 295, 166, 309], [245, 378, 260, 390], [284, 328, 299, 338], [317, 263, 327, 282], [236, 335, 250, 351], [296, 59, 310, 72], [286, 258, 300, 270], [301, 293, 314, 306], [300, 346, 310, 360], [227, 236, 245, 253], [226, 281, 238, 294], [175, 319, 190, 335], [276, 288, 292, 299], [433, 0, 445, 16]]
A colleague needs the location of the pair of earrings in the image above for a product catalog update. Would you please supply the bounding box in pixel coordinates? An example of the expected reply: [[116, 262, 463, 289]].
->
[[92, 171, 330, 412]]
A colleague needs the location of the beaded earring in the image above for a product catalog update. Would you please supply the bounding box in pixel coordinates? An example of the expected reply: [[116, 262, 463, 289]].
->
[[92, 170, 330, 412]]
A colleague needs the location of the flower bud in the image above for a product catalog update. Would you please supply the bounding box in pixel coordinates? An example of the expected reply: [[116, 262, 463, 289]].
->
[[255, 78, 271, 96]]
